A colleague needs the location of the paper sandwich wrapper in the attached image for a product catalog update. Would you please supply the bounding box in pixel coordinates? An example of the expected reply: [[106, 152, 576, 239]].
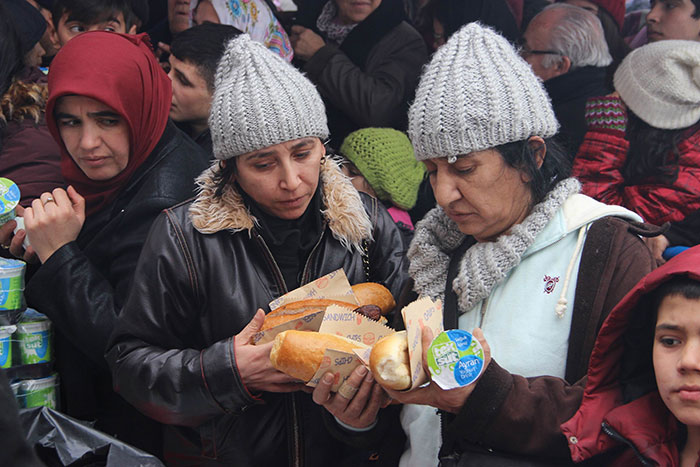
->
[[401, 297, 444, 390], [253, 269, 359, 345], [255, 268, 445, 392], [310, 297, 444, 392], [306, 305, 393, 391]]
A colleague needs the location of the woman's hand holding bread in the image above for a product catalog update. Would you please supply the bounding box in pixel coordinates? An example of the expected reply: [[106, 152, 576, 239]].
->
[[312, 365, 391, 429], [382, 327, 491, 414], [234, 310, 307, 393]]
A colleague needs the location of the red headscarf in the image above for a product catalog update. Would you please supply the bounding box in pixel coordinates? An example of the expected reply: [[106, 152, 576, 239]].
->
[[45, 32, 171, 216]]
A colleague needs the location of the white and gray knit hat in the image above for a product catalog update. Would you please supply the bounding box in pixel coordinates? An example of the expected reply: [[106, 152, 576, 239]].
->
[[408, 23, 558, 162], [614, 40, 700, 130], [209, 34, 329, 160]]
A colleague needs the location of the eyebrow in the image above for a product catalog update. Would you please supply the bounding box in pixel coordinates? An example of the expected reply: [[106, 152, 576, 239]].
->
[[65, 14, 122, 26], [656, 324, 682, 332], [244, 138, 316, 161], [54, 111, 120, 119]]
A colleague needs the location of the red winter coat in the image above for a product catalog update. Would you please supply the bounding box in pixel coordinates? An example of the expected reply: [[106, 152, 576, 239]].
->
[[561, 246, 700, 466], [573, 127, 700, 226]]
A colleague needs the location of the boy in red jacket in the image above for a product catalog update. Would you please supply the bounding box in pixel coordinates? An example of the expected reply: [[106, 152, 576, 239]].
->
[[563, 246, 700, 466]]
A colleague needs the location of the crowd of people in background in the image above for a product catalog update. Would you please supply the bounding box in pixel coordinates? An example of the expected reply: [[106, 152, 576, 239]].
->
[[1, 0, 700, 466]]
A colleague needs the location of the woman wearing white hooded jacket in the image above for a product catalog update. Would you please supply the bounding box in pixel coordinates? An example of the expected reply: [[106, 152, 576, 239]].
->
[[381, 23, 661, 466]]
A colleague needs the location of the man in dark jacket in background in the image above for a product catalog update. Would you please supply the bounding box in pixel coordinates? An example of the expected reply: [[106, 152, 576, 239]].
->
[[289, 0, 428, 149], [521, 3, 612, 156], [167, 22, 240, 156]]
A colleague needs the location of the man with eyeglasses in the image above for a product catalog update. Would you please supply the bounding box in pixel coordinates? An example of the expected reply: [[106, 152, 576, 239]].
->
[[520, 3, 613, 155]]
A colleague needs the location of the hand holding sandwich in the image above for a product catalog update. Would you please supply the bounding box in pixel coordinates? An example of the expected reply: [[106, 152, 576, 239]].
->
[[312, 365, 392, 429], [235, 310, 308, 393], [383, 327, 491, 414]]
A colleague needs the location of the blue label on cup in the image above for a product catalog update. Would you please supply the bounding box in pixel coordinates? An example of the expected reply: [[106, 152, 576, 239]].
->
[[0, 336, 9, 368], [5, 184, 19, 203], [454, 355, 483, 386], [447, 329, 472, 351]]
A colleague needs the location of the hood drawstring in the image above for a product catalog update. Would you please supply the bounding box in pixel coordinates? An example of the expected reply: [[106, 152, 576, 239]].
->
[[556, 225, 588, 318]]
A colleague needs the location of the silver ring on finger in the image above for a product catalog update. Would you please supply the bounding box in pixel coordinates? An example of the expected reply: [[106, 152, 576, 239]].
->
[[42, 195, 55, 205], [337, 384, 359, 400]]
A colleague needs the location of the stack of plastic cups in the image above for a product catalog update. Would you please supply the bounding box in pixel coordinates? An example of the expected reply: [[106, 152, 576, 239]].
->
[[15, 310, 56, 408], [0, 179, 59, 409]]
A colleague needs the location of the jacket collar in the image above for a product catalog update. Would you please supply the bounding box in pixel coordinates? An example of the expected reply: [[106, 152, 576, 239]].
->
[[544, 66, 611, 104], [188, 157, 373, 251]]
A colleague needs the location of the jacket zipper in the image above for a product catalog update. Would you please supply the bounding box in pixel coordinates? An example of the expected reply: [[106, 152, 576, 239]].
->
[[300, 227, 326, 285], [478, 298, 489, 328], [253, 232, 302, 467], [601, 422, 655, 466]]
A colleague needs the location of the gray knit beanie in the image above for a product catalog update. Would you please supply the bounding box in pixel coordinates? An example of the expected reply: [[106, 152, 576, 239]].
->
[[408, 23, 558, 162], [614, 40, 700, 130], [209, 34, 329, 159]]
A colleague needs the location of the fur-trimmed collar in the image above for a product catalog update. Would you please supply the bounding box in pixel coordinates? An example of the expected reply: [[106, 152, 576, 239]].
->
[[189, 158, 373, 251]]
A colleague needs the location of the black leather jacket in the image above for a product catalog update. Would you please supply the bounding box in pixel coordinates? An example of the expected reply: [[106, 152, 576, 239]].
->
[[25, 121, 209, 456], [106, 160, 408, 466]]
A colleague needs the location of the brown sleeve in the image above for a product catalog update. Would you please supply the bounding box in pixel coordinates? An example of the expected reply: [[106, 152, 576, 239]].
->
[[565, 217, 658, 382], [441, 361, 585, 459]]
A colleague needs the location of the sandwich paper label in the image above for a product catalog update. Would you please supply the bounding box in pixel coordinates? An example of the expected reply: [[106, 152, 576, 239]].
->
[[268, 269, 358, 310], [307, 348, 365, 391], [319, 305, 394, 346], [254, 269, 358, 344], [401, 297, 444, 390], [253, 310, 325, 345], [305, 305, 393, 389]]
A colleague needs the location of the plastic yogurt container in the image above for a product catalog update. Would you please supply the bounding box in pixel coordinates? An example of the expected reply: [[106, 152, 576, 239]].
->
[[0, 178, 20, 226], [427, 329, 485, 390], [21, 374, 58, 409], [10, 381, 22, 407], [16, 318, 51, 365], [0, 258, 25, 311], [0, 325, 16, 368]]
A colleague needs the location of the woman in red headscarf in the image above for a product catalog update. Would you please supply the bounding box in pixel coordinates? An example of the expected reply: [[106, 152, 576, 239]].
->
[[0, 31, 208, 457]]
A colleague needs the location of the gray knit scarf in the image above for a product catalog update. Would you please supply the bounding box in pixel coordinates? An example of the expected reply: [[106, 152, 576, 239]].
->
[[408, 178, 581, 314], [316, 1, 358, 45]]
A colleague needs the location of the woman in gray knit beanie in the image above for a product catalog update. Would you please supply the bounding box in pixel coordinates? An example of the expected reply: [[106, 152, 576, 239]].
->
[[379, 23, 658, 466], [106, 34, 409, 465]]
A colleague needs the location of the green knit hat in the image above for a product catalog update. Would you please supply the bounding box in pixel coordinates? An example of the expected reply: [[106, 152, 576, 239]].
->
[[340, 128, 426, 210]]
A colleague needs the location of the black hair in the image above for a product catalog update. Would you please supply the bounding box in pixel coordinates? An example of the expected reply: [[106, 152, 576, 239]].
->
[[0, 4, 22, 99], [596, 7, 630, 71], [51, 0, 139, 32], [495, 137, 572, 205], [429, 0, 520, 44], [170, 22, 241, 92], [650, 276, 700, 314], [693, 0, 700, 19], [212, 160, 238, 198], [622, 111, 700, 186], [620, 275, 700, 404], [0, 3, 22, 153]]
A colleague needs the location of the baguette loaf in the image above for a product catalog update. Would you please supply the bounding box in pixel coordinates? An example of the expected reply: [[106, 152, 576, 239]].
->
[[369, 331, 411, 390], [270, 330, 364, 382], [262, 299, 355, 331]]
